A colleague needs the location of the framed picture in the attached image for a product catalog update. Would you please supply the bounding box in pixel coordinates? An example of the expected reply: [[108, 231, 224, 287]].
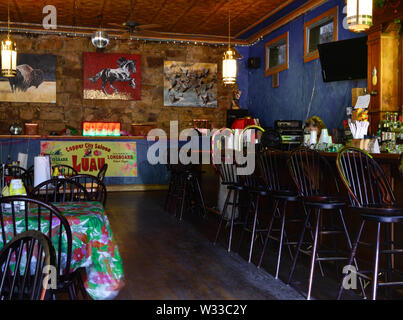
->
[[0, 53, 56, 103], [83, 52, 141, 100], [164, 61, 217, 107]]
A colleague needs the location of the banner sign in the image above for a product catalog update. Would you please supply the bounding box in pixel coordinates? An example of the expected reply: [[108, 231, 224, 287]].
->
[[40, 141, 137, 177]]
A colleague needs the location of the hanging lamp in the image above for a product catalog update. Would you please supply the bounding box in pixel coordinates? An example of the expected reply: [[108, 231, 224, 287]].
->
[[346, 0, 373, 32], [1, 0, 17, 77], [222, 0, 237, 85], [92, 15, 110, 49]]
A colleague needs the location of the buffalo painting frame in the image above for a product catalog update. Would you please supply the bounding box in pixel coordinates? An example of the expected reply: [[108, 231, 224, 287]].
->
[[0, 53, 56, 103], [83, 52, 141, 100]]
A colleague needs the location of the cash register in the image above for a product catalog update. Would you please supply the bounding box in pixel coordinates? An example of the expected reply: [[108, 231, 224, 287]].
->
[[274, 120, 303, 150]]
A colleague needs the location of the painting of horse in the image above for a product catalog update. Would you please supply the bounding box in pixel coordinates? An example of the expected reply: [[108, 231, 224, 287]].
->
[[83, 52, 141, 100]]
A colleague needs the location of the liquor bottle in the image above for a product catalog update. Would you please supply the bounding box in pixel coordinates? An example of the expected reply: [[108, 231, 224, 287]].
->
[[4, 155, 11, 176]]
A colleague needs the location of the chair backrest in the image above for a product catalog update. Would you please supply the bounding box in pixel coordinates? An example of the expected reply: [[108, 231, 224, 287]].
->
[[52, 164, 78, 178], [1, 165, 33, 190], [97, 164, 108, 182], [259, 148, 288, 191], [288, 147, 340, 197], [215, 156, 240, 185], [0, 196, 72, 281], [70, 174, 107, 206], [336, 147, 396, 207], [0, 230, 56, 300], [29, 178, 90, 203]]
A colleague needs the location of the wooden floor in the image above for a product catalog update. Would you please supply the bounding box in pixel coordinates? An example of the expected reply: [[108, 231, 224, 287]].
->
[[107, 191, 302, 300], [105, 191, 403, 300]]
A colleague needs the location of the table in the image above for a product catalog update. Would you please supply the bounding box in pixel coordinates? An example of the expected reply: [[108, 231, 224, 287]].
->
[[0, 201, 124, 300]]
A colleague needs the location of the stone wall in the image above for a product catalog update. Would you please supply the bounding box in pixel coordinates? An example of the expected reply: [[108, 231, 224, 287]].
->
[[0, 34, 233, 135]]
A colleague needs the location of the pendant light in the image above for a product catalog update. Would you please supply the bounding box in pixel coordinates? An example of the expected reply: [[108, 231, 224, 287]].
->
[[1, 0, 17, 77], [222, 0, 237, 85], [92, 15, 110, 49], [346, 0, 373, 33]]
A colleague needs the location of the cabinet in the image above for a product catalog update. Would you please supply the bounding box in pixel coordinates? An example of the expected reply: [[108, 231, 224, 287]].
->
[[367, 23, 400, 134]]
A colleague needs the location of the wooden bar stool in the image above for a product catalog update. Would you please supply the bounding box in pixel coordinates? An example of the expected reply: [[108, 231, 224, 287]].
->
[[336, 147, 403, 300], [257, 149, 300, 279], [286, 147, 364, 300], [213, 160, 245, 252]]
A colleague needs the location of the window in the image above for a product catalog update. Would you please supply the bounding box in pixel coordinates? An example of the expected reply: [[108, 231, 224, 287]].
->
[[304, 6, 338, 63], [265, 32, 289, 76]]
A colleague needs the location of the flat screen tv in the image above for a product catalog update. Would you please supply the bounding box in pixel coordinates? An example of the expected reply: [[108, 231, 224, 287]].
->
[[318, 36, 367, 82]]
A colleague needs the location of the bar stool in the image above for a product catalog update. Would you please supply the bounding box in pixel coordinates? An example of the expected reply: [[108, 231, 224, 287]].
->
[[286, 147, 363, 300], [213, 158, 245, 252], [165, 163, 207, 221], [336, 147, 403, 300], [257, 149, 300, 279], [236, 164, 268, 263]]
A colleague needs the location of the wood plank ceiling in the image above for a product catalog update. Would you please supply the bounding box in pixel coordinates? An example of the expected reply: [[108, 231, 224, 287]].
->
[[0, 0, 294, 43]]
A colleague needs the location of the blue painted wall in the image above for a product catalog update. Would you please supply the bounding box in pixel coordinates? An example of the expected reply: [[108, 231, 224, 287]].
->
[[235, 0, 368, 132]]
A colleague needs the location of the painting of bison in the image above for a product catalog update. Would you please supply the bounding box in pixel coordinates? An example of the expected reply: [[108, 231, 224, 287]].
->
[[0, 53, 56, 103]]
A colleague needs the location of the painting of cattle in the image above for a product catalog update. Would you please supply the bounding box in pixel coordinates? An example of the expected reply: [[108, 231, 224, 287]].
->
[[83, 52, 141, 100], [0, 53, 56, 103], [164, 61, 217, 108]]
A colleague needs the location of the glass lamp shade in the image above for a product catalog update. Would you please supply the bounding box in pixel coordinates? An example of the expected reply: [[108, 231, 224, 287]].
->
[[347, 0, 373, 33], [1, 38, 17, 77], [223, 49, 237, 85], [91, 30, 110, 48]]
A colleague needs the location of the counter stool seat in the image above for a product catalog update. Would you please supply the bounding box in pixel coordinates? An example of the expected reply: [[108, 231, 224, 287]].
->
[[271, 190, 299, 201], [303, 195, 346, 210]]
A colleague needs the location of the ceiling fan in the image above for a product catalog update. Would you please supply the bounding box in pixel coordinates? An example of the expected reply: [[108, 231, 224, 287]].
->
[[108, 0, 160, 39]]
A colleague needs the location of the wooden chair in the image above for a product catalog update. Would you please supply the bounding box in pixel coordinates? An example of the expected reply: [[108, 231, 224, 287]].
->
[[70, 174, 107, 206], [0, 230, 56, 300], [29, 178, 90, 203], [0, 196, 87, 299], [336, 147, 403, 300], [0, 165, 32, 190], [51, 164, 78, 178], [97, 164, 108, 183]]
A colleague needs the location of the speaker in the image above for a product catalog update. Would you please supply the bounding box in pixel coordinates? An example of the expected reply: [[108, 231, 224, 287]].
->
[[248, 57, 261, 69]]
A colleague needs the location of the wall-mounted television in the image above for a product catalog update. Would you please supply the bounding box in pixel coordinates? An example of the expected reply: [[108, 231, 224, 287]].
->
[[318, 36, 367, 82]]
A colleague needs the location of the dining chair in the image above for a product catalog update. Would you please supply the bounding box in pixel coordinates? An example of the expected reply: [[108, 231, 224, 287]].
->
[[70, 174, 107, 206], [29, 178, 90, 203], [286, 147, 363, 300], [1, 165, 32, 189], [336, 147, 403, 300], [257, 148, 300, 279], [52, 164, 78, 178], [0, 196, 87, 300], [0, 230, 56, 300], [97, 164, 108, 183]]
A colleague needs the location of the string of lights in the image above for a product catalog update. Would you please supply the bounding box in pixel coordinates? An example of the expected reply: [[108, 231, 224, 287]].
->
[[0, 27, 265, 48]]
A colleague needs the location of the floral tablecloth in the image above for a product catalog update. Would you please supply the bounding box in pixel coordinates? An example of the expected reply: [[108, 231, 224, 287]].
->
[[0, 201, 124, 300]]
